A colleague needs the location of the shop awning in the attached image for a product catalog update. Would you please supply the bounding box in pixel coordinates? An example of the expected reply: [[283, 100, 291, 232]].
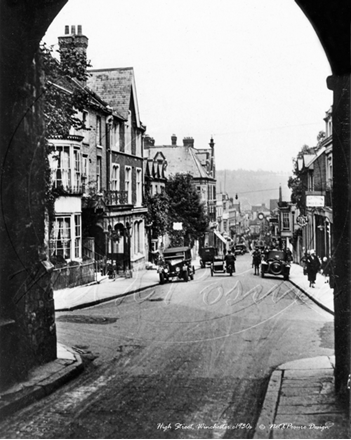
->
[[214, 230, 227, 244]]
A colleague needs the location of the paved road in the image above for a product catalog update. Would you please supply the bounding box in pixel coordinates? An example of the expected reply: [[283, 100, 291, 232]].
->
[[0, 254, 334, 439]]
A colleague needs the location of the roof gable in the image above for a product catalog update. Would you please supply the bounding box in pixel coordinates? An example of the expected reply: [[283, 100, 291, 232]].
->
[[148, 145, 213, 181], [87, 67, 142, 127]]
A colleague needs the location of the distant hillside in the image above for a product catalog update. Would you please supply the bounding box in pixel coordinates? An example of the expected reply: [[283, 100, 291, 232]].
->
[[216, 169, 292, 207]]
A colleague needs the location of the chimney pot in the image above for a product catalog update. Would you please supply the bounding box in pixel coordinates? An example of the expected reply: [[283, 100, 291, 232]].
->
[[71, 25, 76, 35], [171, 134, 177, 145], [183, 137, 194, 148], [65, 25, 69, 35], [78, 25, 82, 35]]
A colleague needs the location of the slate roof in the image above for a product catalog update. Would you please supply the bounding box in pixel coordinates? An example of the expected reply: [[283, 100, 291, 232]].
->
[[147, 145, 214, 181], [87, 67, 142, 127]]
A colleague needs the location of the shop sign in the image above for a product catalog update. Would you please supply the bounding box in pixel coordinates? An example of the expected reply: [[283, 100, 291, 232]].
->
[[306, 195, 325, 207]]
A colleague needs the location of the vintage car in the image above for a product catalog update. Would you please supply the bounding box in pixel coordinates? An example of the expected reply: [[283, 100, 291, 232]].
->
[[261, 250, 291, 280], [199, 246, 218, 267], [234, 244, 247, 255], [210, 255, 235, 276], [158, 246, 195, 284]]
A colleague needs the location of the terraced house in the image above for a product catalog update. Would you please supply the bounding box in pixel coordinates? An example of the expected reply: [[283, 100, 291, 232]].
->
[[87, 67, 147, 272], [49, 26, 147, 287]]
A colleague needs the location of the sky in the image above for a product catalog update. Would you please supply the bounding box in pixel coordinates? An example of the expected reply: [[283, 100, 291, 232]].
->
[[43, 0, 333, 173]]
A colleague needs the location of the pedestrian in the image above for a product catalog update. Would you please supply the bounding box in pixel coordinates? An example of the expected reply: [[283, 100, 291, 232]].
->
[[305, 249, 321, 288], [321, 256, 330, 283], [224, 249, 236, 274], [252, 248, 261, 275]]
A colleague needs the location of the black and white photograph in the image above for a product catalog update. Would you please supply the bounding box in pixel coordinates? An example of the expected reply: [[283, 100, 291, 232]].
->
[[0, 0, 350, 438]]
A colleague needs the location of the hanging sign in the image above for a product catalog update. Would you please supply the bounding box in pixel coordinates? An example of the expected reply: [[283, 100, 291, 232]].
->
[[306, 195, 325, 207], [173, 222, 183, 230]]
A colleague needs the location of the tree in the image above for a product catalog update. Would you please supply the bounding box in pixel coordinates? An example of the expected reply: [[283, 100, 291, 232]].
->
[[288, 144, 311, 212], [144, 192, 170, 238], [165, 174, 209, 247], [288, 159, 305, 211], [40, 43, 91, 137], [39, 43, 93, 261]]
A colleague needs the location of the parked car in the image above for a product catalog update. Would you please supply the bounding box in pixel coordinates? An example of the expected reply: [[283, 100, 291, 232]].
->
[[157, 246, 195, 284], [261, 250, 291, 280], [199, 246, 217, 267], [234, 244, 247, 255]]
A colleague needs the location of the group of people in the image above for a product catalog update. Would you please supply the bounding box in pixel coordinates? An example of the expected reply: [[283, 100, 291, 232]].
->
[[224, 247, 330, 287], [304, 249, 330, 287]]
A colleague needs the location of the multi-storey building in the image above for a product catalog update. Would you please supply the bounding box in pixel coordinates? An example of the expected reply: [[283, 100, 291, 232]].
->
[[48, 26, 112, 265], [49, 26, 147, 275], [144, 134, 217, 251], [87, 67, 147, 272], [285, 106, 333, 261]]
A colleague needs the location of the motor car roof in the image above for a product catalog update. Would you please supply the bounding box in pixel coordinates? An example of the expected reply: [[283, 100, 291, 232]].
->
[[163, 246, 191, 254]]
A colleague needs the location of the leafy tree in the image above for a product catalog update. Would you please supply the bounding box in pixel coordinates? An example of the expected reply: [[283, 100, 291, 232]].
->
[[165, 174, 209, 247], [39, 42, 91, 137], [144, 191, 170, 238], [39, 42, 92, 259], [288, 144, 311, 212]]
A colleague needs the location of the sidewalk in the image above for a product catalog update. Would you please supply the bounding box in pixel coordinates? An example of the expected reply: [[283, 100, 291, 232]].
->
[[254, 356, 349, 439], [289, 262, 334, 314], [254, 263, 349, 439], [54, 256, 202, 311], [2, 259, 347, 433], [54, 267, 160, 311], [0, 344, 83, 418]]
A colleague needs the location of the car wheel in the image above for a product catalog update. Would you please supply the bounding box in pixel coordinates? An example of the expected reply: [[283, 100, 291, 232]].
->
[[184, 271, 189, 282], [284, 274, 289, 280], [159, 273, 165, 284]]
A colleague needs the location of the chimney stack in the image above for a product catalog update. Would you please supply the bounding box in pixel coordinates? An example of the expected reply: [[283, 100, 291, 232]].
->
[[183, 137, 194, 148], [171, 134, 177, 145], [58, 24, 89, 62]]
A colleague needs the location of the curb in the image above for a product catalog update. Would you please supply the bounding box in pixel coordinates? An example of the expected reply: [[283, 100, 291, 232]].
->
[[253, 369, 283, 439], [55, 282, 160, 312], [288, 279, 334, 316], [0, 350, 83, 419], [55, 263, 203, 312]]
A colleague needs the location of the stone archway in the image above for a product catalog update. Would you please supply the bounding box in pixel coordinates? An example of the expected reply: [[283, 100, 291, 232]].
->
[[0, 0, 69, 388], [295, 0, 351, 399], [0, 0, 349, 397]]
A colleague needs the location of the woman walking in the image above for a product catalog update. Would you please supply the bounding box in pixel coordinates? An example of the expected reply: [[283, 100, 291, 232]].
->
[[306, 249, 321, 287]]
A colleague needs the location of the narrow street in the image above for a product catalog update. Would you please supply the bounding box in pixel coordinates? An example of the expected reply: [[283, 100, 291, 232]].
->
[[0, 255, 334, 439]]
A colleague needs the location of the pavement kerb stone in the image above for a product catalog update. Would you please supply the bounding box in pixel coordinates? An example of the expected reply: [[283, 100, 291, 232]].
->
[[55, 281, 161, 312], [0, 349, 83, 419], [288, 279, 334, 316], [253, 369, 283, 439]]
